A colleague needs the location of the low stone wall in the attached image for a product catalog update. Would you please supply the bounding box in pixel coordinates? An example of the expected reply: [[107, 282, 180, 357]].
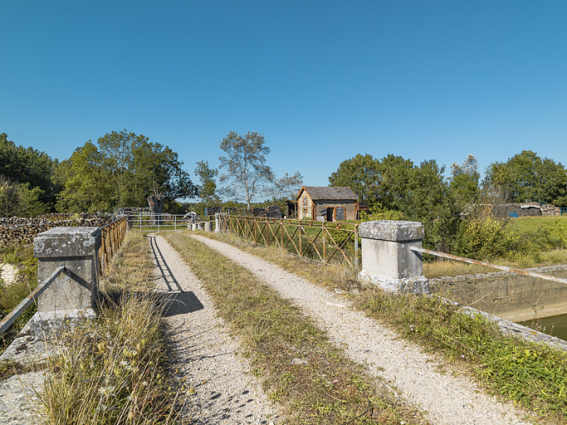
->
[[0, 214, 111, 246], [489, 202, 562, 218], [429, 265, 567, 322]]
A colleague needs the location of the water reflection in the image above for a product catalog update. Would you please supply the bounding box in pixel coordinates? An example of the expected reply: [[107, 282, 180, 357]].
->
[[517, 314, 567, 342]]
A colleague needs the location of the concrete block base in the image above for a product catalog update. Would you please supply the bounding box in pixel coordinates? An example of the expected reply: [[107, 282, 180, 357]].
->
[[25, 309, 96, 339], [359, 269, 430, 294]]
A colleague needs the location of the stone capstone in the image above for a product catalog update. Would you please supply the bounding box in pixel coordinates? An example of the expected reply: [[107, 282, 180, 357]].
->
[[33, 227, 101, 258], [358, 220, 424, 242]]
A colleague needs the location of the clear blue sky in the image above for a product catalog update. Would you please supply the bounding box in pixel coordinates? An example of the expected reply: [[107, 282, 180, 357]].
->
[[2, 0, 567, 193]]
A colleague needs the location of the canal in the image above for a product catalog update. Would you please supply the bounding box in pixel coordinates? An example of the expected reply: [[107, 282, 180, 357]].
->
[[517, 314, 567, 342]]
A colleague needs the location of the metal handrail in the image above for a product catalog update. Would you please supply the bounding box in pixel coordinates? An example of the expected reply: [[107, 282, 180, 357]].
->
[[0, 265, 65, 335], [410, 246, 567, 285]]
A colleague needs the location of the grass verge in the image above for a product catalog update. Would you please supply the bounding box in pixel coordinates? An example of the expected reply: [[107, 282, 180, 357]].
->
[[40, 231, 182, 425], [201, 231, 567, 424], [163, 231, 428, 425]]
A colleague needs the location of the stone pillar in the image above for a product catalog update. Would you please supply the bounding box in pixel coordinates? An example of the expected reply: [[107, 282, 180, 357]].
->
[[204, 221, 212, 232], [215, 213, 227, 233], [31, 227, 101, 334], [358, 220, 429, 294]]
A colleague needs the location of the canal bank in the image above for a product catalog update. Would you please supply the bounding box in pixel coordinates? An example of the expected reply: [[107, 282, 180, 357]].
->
[[518, 313, 567, 342], [429, 263, 567, 323]]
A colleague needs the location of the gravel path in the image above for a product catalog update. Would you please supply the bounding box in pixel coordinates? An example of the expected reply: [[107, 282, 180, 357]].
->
[[0, 372, 42, 425], [191, 235, 533, 425], [148, 235, 280, 425]]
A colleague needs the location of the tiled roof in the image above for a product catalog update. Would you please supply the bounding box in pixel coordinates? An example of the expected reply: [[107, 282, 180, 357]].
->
[[298, 186, 358, 201]]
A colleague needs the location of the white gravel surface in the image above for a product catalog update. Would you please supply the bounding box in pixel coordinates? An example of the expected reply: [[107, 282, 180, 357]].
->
[[191, 234, 534, 425], [149, 235, 280, 425]]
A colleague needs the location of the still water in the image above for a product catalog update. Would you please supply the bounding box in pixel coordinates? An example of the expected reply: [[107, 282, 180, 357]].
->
[[517, 314, 567, 342]]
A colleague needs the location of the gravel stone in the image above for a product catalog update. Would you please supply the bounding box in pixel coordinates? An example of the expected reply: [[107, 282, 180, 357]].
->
[[149, 235, 281, 424], [0, 372, 43, 425], [192, 235, 533, 425]]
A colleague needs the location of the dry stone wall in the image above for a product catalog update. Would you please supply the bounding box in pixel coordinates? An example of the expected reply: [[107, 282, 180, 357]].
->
[[0, 214, 111, 247], [488, 202, 563, 218]]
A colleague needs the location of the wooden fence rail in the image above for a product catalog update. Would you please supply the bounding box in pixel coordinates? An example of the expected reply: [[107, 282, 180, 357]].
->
[[99, 216, 129, 275], [220, 215, 359, 267]]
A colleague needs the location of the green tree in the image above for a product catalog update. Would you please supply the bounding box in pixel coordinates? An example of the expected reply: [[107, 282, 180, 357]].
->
[[450, 154, 480, 204], [0, 133, 58, 207], [484, 150, 567, 203], [55, 130, 196, 213], [402, 160, 456, 249], [328, 154, 381, 204], [0, 175, 48, 217], [195, 160, 219, 204], [54, 142, 114, 212], [375, 154, 415, 211], [329, 153, 456, 249], [219, 131, 274, 209]]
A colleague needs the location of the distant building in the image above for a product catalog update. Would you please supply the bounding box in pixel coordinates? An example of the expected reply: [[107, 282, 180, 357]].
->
[[296, 186, 359, 221]]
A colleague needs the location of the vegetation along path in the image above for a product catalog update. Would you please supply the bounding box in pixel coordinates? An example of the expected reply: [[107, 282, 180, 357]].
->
[[188, 234, 531, 425], [149, 234, 281, 424]]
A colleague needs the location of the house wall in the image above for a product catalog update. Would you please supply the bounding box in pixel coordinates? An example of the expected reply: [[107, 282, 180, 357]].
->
[[298, 192, 315, 220], [313, 200, 357, 221]]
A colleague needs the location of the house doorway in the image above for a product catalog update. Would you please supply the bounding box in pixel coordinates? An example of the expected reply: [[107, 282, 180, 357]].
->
[[326, 207, 333, 222]]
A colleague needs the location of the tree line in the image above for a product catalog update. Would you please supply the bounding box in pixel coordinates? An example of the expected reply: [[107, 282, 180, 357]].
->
[[330, 151, 567, 252], [0, 130, 303, 217], [1, 129, 566, 243]]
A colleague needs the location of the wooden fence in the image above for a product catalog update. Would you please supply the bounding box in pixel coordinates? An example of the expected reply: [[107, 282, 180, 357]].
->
[[99, 216, 129, 275], [220, 215, 359, 267]]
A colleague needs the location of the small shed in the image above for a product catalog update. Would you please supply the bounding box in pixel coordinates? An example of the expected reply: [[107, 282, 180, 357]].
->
[[296, 186, 359, 221]]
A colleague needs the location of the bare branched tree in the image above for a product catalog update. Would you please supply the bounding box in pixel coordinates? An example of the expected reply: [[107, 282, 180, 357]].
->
[[218, 131, 274, 209]]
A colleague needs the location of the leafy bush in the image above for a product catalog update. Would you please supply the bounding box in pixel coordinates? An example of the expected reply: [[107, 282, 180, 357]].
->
[[454, 216, 523, 260], [360, 203, 404, 221]]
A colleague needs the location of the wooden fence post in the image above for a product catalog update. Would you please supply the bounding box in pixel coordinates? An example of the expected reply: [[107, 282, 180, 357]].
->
[[298, 220, 302, 255], [322, 222, 326, 263]]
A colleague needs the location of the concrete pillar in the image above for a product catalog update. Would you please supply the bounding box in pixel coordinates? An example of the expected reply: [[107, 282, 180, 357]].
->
[[191, 223, 198, 231], [358, 220, 429, 294], [204, 221, 212, 232], [31, 227, 101, 334]]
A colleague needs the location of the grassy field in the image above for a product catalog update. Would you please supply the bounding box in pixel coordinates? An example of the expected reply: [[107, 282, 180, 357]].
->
[[201, 230, 567, 424], [508, 214, 567, 232], [423, 248, 567, 278], [424, 215, 567, 277]]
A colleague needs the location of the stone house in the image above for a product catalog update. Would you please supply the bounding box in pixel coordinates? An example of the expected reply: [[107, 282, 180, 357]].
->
[[296, 186, 359, 221]]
